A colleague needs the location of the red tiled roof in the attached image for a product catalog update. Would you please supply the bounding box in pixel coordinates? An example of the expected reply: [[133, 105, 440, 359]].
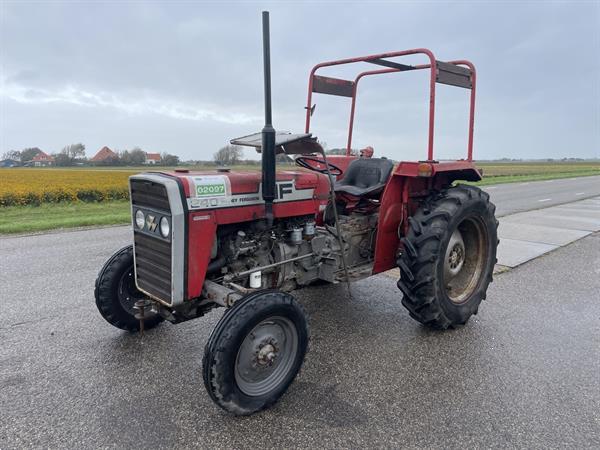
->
[[145, 153, 161, 161], [32, 151, 54, 162], [91, 146, 118, 162]]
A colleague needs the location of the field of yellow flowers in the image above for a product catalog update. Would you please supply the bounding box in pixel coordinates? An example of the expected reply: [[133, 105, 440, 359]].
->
[[0, 168, 139, 206], [1, 162, 598, 208]]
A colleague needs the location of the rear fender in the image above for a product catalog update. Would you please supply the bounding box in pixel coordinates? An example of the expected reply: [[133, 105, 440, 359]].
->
[[372, 161, 481, 274], [395, 161, 482, 185], [432, 167, 481, 187], [372, 174, 409, 274]]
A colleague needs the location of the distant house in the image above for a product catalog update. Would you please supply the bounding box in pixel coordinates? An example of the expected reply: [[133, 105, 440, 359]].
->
[[91, 146, 118, 164], [0, 159, 21, 168], [30, 151, 55, 167], [145, 153, 161, 165]]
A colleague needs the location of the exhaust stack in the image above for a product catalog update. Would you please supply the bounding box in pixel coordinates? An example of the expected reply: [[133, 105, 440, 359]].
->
[[261, 11, 276, 227]]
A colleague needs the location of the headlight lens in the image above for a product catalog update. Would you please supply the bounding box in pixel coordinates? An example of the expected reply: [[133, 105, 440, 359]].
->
[[160, 216, 170, 238], [135, 209, 145, 229]]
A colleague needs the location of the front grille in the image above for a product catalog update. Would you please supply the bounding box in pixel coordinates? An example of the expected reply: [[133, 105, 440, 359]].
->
[[134, 232, 172, 302], [131, 178, 172, 303], [131, 179, 170, 212]]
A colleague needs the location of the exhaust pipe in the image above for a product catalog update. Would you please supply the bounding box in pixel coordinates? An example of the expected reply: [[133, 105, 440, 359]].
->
[[261, 11, 276, 227]]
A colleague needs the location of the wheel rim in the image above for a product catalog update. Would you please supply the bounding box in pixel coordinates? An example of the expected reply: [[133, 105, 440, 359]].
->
[[443, 216, 489, 304], [234, 316, 299, 397], [117, 268, 144, 314]]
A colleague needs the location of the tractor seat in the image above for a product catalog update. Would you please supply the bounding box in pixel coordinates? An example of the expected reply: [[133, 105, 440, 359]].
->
[[334, 157, 394, 197]]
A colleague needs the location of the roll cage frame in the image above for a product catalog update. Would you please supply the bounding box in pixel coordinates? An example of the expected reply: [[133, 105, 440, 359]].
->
[[304, 48, 477, 162]]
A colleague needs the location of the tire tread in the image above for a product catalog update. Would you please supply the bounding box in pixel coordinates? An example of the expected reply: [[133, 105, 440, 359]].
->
[[396, 185, 498, 329]]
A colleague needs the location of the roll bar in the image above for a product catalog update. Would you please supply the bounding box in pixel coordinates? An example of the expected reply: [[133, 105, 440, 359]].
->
[[304, 49, 476, 161]]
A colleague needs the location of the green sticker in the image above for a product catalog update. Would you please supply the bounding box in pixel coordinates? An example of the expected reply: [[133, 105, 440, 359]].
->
[[196, 183, 226, 196]]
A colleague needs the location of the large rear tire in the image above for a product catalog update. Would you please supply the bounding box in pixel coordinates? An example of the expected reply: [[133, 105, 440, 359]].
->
[[94, 245, 163, 332], [397, 185, 498, 329], [203, 290, 309, 415]]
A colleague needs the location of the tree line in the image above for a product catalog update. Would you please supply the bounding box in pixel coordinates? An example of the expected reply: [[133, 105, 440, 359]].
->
[[1, 144, 180, 167], [3, 141, 328, 168]]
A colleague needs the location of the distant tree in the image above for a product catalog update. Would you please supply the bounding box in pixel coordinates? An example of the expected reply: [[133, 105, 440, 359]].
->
[[55, 143, 86, 166], [213, 144, 242, 165], [129, 147, 146, 166], [161, 153, 180, 166], [64, 143, 86, 159], [20, 147, 42, 162], [54, 153, 71, 166], [118, 150, 131, 166], [2, 150, 21, 161]]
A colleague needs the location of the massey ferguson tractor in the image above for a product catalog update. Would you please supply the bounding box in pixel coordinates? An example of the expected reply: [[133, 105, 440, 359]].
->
[[94, 12, 498, 415]]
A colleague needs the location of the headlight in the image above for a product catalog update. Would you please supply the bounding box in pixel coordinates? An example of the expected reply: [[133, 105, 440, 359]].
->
[[135, 209, 145, 229], [160, 216, 170, 238]]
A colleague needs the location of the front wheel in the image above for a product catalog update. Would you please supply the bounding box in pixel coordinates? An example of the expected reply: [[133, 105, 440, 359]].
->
[[94, 245, 163, 331], [397, 185, 498, 329], [203, 290, 310, 415]]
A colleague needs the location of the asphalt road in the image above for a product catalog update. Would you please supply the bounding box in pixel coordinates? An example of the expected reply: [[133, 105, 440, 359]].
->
[[1, 209, 599, 447], [482, 175, 600, 216]]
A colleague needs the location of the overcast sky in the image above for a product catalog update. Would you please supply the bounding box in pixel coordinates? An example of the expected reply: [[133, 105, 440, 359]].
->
[[1, 1, 599, 161]]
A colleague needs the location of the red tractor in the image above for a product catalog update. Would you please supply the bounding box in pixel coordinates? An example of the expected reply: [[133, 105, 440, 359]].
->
[[95, 12, 498, 415]]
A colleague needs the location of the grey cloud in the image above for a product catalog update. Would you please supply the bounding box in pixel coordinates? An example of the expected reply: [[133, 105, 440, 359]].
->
[[1, 1, 598, 160]]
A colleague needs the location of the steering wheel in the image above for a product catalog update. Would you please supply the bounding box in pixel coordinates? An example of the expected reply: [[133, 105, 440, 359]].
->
[[295, 156, 343, 176]]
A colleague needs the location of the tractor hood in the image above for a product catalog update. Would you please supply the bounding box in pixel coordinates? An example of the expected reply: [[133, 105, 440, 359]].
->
[[141, 169, 330, 211]]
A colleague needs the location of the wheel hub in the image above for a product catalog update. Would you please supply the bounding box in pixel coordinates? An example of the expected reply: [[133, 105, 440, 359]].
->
[[443, 216, 489, 304], [257, 342, 277, 366], [234, 317, 298, 397], [118, 269, 145, 314], [444, 229, 466, 280]]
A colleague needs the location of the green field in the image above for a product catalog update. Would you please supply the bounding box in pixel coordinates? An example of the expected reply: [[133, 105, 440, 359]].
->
[[0, 201, 130, 234], [475, 161, 599, 184], [1, 161, 598, 234]]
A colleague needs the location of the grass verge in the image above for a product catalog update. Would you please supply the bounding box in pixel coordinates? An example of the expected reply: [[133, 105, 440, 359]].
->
[[472, 170, 600, 186], [0, 201, 130, 234]]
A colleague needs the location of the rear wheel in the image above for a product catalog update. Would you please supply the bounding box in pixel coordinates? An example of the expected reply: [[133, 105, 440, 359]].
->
[[397, 185, 498, 329], [203, 290, 309, 415]]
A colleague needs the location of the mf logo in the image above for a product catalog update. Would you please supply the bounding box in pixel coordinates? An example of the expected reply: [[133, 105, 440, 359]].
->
[[277, 182, 293, 199], [146, 214, 158, 232]]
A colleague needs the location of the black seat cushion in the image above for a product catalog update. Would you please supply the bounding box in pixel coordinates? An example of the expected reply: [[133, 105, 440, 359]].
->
[[334, 158, 394, 197]]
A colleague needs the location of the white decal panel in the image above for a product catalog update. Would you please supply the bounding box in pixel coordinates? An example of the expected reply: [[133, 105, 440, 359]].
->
[[189, 175, 232, 209], [187, 179, 314, 210], [192, 175, 230, 197]]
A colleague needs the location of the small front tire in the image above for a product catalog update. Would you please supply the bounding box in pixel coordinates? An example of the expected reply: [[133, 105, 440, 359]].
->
[[203, 290, 310, 415], [94, 245, 163, 332]]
